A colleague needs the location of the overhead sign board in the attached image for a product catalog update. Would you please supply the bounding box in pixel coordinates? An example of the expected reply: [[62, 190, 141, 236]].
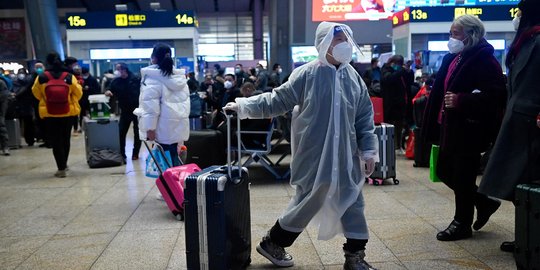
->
[[312, 0, 394, 21], [65, 11, 198, 29], [392, 5, 517, 26]]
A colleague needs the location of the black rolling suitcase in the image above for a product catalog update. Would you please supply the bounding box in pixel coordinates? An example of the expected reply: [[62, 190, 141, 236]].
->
[[515, 184, 540, 270], [413, 127, 430, 167], [184, 129, 226, 169], [369, 123, 399, 185], [184, 113, 251, 270]]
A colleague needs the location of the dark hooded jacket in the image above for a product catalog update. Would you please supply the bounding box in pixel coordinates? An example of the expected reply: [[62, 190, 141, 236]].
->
[[422, 38, 506, 156]]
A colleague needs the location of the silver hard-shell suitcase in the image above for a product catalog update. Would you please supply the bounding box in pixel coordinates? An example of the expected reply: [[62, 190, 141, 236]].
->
[[369, 123, 399, 185]]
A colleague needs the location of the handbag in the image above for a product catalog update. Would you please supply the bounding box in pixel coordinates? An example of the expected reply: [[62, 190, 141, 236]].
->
[[405, 129, 415, 159], [429, 145, 442, 183], [145, 143, 173, 178]]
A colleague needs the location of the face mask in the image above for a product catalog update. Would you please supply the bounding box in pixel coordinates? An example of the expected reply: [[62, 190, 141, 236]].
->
[[8, 74, 16, 80], [17, 74, 25, 80], [392, 65, 401, 71], [448, 37, 465, 54], [512, 16, 521, 31], [255, 68, 260, 74], [36, 68, 44, 75], [235, 68, 241, 74], [331, 42, 353, 64], [113, 70, 121, 78], [224, 81, 233, 89], [277, 68, 282, 74], [82, 75, 89, 79]]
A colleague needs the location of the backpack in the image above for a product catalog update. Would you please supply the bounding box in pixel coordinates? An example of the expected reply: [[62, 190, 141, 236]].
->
[[44, 71, 70, 115], [189, 92, 204, 118], [0, 75, 13, 91]]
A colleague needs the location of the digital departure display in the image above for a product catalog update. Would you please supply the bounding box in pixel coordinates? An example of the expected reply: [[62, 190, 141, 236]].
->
[[313, 0, 518, 21], [394, 0, 519, 10], [392, 5, 518, 26], [65, 11, 198, 29]]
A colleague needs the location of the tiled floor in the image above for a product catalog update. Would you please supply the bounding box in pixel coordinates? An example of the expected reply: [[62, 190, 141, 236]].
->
[[0, 131, 517, 269]]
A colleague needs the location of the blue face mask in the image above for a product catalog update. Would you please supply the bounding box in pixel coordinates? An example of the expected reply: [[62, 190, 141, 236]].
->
[[36, 68, 44, 75], [392, 65, 401, 71]]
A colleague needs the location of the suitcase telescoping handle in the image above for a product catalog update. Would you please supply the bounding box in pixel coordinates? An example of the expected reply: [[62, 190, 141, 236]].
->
[[143, 140, 174, 176], [224, 109, 242, 180]]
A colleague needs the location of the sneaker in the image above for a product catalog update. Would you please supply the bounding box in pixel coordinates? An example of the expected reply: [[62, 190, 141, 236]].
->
[[54, 170, 66, 178], [256, 235, 294, 267], [344, 250, 377, 270], [2, 148, 10, 156]]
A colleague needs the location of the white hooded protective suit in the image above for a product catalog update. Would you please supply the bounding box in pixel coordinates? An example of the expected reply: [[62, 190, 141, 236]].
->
[[235, 22, 379, 240], [134, 65, 190, 145]]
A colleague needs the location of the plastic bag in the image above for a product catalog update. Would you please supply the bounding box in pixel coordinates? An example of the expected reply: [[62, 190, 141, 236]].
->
[[429, 145, 442, 183], [145, 143, 172, 178]]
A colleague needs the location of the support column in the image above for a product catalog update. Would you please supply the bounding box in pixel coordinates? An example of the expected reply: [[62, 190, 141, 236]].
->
[[23, 0, 65, 60], [252, 0, 264, 60], [269, 0, 291, 76]]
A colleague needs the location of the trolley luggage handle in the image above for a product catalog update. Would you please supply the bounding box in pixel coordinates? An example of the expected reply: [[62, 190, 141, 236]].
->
[[224, 109, 242, 180], [143, 140, 174, 176]]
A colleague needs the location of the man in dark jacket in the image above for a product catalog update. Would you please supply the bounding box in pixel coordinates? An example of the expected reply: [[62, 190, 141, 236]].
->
[[0, 78, 9, 155], [362, 58, 381, 97], [105, 63, 141, 161], [381, 54, 410, 150], [13, 68, 36, 146], [80, 67, 101, 120]]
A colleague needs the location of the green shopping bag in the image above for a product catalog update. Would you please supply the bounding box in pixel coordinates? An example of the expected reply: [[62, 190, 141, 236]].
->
[[429, 145, 442, 183]]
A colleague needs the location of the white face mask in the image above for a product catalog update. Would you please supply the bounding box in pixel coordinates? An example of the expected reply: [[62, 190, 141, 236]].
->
[[512, 16, 521, 31], [331, 42, 353, 64], [277, 68, 282, 74], [113, 70, 121, 78], [17, 74, 25, 80], [448, 37, 465, 54], [224, 81, 233, 89]]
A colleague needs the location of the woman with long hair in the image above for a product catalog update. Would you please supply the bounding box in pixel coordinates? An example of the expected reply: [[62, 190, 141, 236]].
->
[[134, 43, 190, 166], [31, 51, 82, 177]]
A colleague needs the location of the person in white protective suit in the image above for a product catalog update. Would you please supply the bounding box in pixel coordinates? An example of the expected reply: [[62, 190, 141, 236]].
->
[[223, 22, 379, 270], [133, 43, 190, 166]]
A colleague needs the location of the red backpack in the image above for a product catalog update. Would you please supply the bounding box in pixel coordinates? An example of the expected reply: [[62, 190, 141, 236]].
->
[[44, 71, 70, 115]]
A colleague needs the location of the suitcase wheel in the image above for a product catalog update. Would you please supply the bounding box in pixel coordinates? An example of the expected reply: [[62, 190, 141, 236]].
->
[[367, 178, 383, 186], [393, 179, 400, 185], [175, 213, 184, 221]]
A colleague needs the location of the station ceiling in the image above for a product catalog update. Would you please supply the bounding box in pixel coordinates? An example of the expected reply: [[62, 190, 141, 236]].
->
[[0, 0, 268, 15]]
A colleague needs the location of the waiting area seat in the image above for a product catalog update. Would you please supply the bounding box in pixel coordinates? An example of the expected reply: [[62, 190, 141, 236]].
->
[[235, 118, 284, 179]]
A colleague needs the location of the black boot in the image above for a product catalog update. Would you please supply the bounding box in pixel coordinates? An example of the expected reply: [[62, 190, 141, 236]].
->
[[500, 241, 515, 253], [343, 249, 377, 270], [473, 196, 501, 231], [436, 220, 472, 241]]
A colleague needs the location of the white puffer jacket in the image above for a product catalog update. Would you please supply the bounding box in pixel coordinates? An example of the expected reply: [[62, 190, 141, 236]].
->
[[134, 65, 190, 145]]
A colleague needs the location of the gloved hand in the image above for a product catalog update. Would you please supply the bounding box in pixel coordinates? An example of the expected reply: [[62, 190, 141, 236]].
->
[[223, 102, 239, 112], [364, 158, 375, 177]]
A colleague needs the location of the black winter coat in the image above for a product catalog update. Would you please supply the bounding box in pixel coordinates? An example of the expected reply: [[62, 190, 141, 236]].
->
[[422, 39, 506, 155], [479, 34, 540, 201], [109, 72, 140, 114], [381, 65, 410, 122]]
